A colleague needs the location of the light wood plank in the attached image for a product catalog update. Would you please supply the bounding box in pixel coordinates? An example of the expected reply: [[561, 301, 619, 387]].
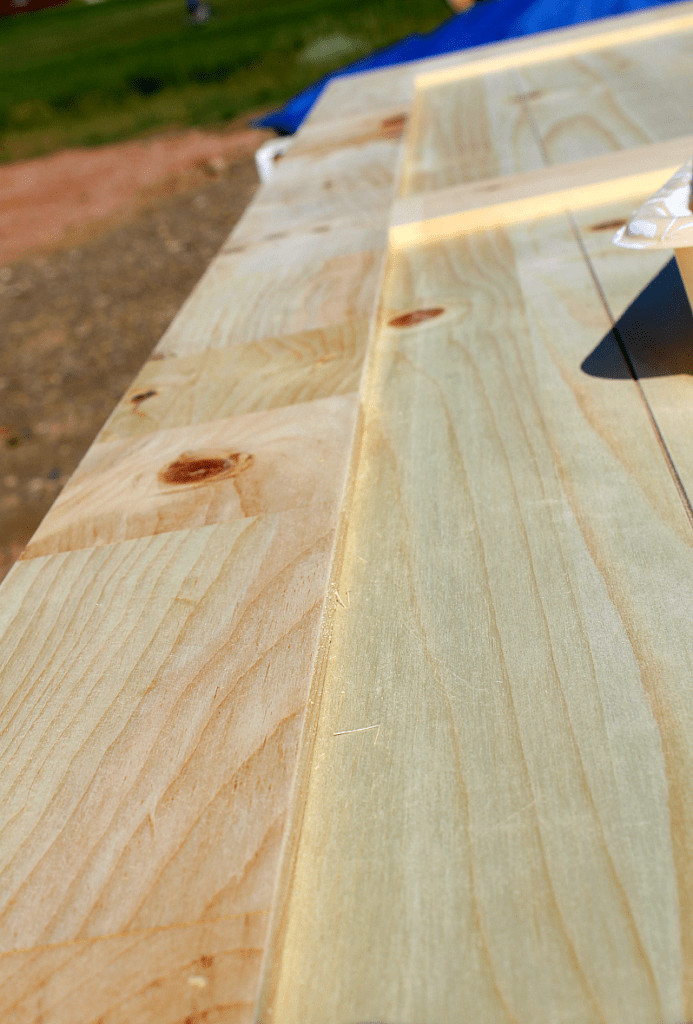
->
[[514, 32, 693, 95], [391, 135, 693, 246], [415, 1, 693, 89], [302, 2, 693, 123], [23, 394, 356, 557], [155, 227, 385, 357], [231, 141, 397, 242], [0, 504, 337, 952], [516, 75, 693, 165], [400, 72, 544, 196], [285, 105, 409, 160], [98, 321, 367, 443], [0, 25, 403, 1015], [0, 914, 265, 1024], [302, 68, 417, 128], [258, 215, 693, 1023]]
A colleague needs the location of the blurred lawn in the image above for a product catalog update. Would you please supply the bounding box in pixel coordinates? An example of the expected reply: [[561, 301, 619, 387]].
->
[[0, 0, 451, 162]]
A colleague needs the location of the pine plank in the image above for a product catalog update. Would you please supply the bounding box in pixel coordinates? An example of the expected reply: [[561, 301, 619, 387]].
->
[[399, 72, 544, 196], [0, 26, 404, 1019], [391, 134, 693, 245], [155, 227, 385, 358], [232, 141, 398, 241], [286, 105, 409, 160], [301, 68, 417, 127], [415, 0, 693, 89], [11, 3, 693, 1015], [23, 394, 356, 557], [514, 32, 693, 95], [515, 75, 693, 165], [0, 915, 265, 1024], [0, 505, 337, 952], [98, 321, 367, 443], [258, 215, 693, 1023]]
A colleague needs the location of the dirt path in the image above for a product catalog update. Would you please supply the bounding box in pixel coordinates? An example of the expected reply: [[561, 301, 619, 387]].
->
[[0, 125, 267, 580], [0, 122, 271, 264]]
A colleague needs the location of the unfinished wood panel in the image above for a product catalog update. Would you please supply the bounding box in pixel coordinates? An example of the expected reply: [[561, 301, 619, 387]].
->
[[415, 0, 693, 89], [515, 70, 693, 165], [0, 914, 265, 1024], [259, 216, 693, 1024], [0, 504, 336, 951], [23, 394, 356, 557], [570, 195, 673, 322], [391, 134, 693, 245], [232, 141, 398, 242], [0, 29, 402, 1016], [326, 0, 693, 104], [515, 30, 693, 94], [98, 321, 367, 443], [400, 72, 544, 195], [286, 105, 409, 160], [303, 66, 417, 127], [155, 226, 385, 358]]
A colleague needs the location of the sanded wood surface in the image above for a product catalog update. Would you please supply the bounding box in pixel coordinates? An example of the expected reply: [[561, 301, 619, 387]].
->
[[0, 59, 399, 1022], [0, 508, 338, 952], [399, 72, 543, 196], [256, 10, 693, 1020], [392, 134, 693, 245], [1, 915, 266, 1024], [99, 322, 367, 442], [259, 213, 693, 1024], [6, 4, 693, 1021], [415, 0, 693, 88], [23, 395, 357, 557]]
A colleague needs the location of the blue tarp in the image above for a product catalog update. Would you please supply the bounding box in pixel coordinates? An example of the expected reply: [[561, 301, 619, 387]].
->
[[256, 0, 686, 134]]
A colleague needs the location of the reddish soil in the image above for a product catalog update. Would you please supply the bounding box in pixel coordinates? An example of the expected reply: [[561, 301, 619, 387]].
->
[[0, 123, 269, 580], [0, 123, 271, 264]]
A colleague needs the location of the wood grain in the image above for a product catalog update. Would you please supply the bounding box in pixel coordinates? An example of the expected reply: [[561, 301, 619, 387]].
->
[[301, 1, 693, 127], [514, 33, 693, 97], [400, 73, 544, 197], [0, 25, 402, 1020], [0, 914, 265, 1024], [98, 321, 368, 443], [414, 0, 693, 89], [516, 77, 693, 166], [286, 106, 409, 160], [12, 3, 693, 1017], [155, 227, 385, 358], [391, 135, 693, 246], [23, 394, 356, 557], [0, 504, 337, 952], [258, 215, 693, 1023], [233, 140, 398, 241]]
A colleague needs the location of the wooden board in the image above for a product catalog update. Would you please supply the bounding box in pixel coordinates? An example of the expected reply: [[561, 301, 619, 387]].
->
[[257, 213, 693, 1024], [392, 134, 693, 245], [6, 3, 693, 1021], [0, 70, 398, 1022], [0, 509, 337, 951]]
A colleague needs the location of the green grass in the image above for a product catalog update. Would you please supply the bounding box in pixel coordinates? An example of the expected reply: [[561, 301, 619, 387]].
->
[[0, 0, 451, 162]]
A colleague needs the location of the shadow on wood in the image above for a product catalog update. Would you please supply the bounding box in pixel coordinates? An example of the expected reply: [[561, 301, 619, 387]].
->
[[582, 257, 693, 379]]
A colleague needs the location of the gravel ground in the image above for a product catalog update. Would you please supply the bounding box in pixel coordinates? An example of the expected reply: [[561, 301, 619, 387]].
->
[[0, 154, 259, 580]]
